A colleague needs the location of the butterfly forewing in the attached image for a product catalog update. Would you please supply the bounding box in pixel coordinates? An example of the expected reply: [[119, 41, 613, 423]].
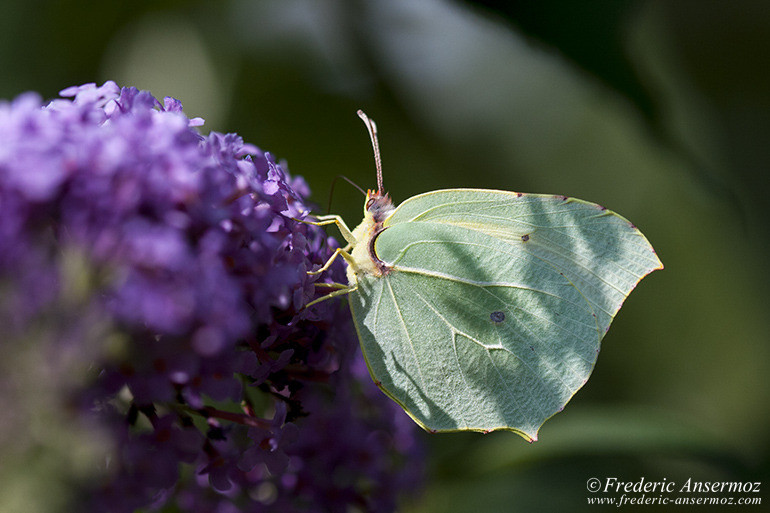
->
[[382, 189, 663, 329]]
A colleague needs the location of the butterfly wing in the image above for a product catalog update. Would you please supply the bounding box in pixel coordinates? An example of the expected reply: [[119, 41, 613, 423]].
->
[[348, 189, 662, 439]]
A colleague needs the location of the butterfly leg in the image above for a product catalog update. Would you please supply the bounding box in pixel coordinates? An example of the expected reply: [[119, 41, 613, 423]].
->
[[307, 246, 356, 276], [314, 282, 349, 289], [301, 214, 356, 246], [305, 283, 358, 308]]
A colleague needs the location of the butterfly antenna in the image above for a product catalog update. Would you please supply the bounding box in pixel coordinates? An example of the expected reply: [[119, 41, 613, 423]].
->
[[357, 109, 383, 194], [326, 174, 366, 214]]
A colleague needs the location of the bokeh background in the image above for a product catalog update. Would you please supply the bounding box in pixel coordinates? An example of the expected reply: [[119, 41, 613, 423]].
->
[[1, 0, 768, 511]]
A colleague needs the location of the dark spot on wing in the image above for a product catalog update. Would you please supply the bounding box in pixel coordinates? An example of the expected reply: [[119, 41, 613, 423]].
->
[[490, 311, 505, 323], [521, 234, 530, 242]]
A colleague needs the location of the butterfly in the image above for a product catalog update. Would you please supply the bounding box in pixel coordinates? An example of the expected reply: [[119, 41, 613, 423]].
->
[[305, 111, 662, 441]]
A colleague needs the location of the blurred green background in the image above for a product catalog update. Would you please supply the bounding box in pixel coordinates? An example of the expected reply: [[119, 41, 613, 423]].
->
[[1, 0, 768, 511]]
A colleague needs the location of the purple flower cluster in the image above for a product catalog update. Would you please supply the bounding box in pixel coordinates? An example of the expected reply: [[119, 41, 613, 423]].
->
[[0, 82, 421, 512]]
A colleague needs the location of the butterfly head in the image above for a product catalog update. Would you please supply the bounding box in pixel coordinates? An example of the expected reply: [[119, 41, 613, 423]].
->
[[365, 189, 395, 224]]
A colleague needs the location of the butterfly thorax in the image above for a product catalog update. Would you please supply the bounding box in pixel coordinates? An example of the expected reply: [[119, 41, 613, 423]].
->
[[346, 190, 394, 284]]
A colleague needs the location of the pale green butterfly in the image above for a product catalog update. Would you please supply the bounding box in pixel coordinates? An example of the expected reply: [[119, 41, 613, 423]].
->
[[306, 111, 662, 441]]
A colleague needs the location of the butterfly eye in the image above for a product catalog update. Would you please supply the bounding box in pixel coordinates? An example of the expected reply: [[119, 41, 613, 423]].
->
[[490, 311, 505, 323], [366, 197, 376, 210]]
